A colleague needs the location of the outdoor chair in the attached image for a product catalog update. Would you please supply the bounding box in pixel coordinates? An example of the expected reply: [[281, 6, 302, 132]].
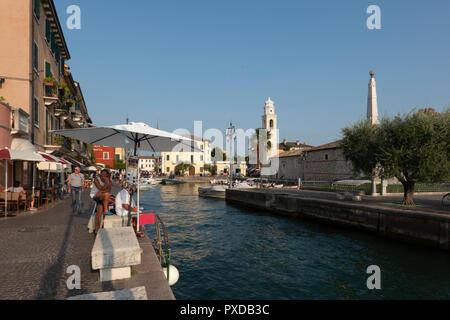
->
[[31, 190, 40, 209], [40, 190, 53, 207], [0, 192, 22, 216]]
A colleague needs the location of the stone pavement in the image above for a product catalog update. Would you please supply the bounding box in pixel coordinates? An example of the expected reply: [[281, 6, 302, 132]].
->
[[259, 189, 450, 214], [0, 189, 175, 300]]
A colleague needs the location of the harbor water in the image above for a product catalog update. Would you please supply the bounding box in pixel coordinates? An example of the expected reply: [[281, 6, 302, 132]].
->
[[141, 183, 450, 300]]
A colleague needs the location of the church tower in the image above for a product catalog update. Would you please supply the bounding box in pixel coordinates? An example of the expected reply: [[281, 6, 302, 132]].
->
[[262, 97, 278, 161], [367, 71, 379, 125]]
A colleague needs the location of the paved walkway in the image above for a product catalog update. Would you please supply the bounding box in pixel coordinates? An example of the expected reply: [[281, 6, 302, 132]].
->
[[0, 189, 174, 300], [252, 189, 450, 214]]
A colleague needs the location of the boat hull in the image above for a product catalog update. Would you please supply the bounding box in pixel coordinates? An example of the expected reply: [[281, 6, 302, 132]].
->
[[198, 186, 226, 199], [162, 179, 186, 185]]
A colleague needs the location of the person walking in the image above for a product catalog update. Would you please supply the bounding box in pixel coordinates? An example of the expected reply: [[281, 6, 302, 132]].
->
[[67, 167, 85, 214]]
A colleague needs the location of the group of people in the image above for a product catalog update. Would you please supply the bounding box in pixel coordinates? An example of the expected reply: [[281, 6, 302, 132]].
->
[[68, 167, 141, 235]]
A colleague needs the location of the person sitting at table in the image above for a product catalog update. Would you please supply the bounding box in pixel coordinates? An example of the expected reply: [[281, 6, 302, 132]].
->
[[8, 181, 27, 195], [115, 183, 144, 236], [90, 169, 112, 235]]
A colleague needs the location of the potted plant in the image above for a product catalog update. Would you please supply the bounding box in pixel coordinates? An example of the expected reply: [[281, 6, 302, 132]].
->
[[58, 82, 70, 101], [44, 76, 56, 87]]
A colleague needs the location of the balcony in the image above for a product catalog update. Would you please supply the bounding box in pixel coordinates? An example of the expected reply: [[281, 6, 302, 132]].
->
[[43, 81, 59, 106], [53, 104, 69, 118]]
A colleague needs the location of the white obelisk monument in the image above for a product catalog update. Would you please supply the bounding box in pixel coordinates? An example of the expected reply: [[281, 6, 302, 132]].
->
[[367, 71, 383, 195], [367, 71, 379, 125]]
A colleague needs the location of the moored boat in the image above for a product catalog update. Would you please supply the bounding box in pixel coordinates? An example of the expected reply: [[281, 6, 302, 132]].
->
[[198, 185, 227, 199], [162, 178, 186, 185]]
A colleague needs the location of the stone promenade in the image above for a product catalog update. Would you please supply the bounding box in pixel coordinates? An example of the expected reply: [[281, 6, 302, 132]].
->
[[0, 189, 175, 300]]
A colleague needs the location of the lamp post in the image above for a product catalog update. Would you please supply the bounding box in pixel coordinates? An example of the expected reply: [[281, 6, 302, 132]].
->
[[227, 122, 236, 188]]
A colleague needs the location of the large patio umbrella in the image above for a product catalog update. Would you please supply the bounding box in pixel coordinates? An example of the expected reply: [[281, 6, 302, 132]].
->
[[52, 122, 199, 154], [0, 148, 46, 217], [51, 122, 201, 229]]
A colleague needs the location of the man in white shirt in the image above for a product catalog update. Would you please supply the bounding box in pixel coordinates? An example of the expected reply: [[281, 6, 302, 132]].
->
[[115, 183, 139, 219]]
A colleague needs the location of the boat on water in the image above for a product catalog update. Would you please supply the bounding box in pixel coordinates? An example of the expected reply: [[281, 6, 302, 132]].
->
[[162, 179, 186, 185], [198, 185, 227, 199], [139, 182, 153, 190], [162, 174, 185, 185], [198, 180, 256, 199]]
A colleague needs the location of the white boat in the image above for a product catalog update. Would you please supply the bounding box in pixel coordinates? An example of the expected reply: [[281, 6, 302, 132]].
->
[[234, 181, 257, 189], [139, 182, 153, 190], [140, 177, 156, 185], [198, 185, 227, 199]]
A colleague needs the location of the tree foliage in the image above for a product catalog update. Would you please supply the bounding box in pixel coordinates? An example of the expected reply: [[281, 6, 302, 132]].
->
[[204, 164, 218, 176], [341, 109, 449, 205], [175, 162, 192, 175]]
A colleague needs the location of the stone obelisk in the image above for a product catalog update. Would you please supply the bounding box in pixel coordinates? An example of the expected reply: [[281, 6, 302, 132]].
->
[[367, 71, 379, 125], [367, 71, 383, 195]]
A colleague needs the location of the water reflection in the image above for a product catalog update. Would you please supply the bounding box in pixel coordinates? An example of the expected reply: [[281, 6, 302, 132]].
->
[[141, 183, 450, 300]]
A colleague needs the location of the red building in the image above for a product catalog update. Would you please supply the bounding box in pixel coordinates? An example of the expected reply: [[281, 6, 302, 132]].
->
[[93, 145, 115, 168]]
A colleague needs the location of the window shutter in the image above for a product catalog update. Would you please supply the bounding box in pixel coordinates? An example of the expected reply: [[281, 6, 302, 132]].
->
[[34, 98, 39, 125], [45, 62, 52, 78], [51, 32, 56, 53], [34, 0, 40, 20], [55, 46, 60, 63], [60, 58, 65, 75], [45, 19, 51, 42], [33, 43, 38, 71]]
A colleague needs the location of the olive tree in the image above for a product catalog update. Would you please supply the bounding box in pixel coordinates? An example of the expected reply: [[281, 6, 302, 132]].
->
[[341, 109, 449, 205]]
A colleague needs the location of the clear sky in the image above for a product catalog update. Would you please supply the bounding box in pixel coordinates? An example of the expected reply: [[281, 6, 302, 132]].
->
[[55, 0, 450, 147]]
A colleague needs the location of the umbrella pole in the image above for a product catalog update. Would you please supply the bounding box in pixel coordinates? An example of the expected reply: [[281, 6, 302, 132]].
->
[[31, 163, 35, 210], [137, 166, 140, 232], [5, 159, 8, 218]]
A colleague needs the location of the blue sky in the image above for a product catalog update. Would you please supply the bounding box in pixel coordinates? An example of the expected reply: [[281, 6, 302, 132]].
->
[[55, 0, 450, 147]]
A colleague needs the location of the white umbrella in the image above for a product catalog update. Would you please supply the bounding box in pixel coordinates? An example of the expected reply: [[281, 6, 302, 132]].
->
[[52, 122, 199, 154], [0, 148, 46, 217], [52, 122, 201, 230]]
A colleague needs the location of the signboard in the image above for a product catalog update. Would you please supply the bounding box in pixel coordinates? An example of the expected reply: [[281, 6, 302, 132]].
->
[[127, 156, 139, 184]]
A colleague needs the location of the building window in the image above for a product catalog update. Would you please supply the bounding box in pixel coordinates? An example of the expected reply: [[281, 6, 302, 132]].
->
[[45, 61, 52, 78], [191, 155, 194, 163], [166, 155, 170, 161], [103, 152, 109, 160], [200, 155, 204, 162], [34, 0, 40, 20], [166, 167, 170, 173], [33, 97, 39, 126], [50, 32, 56, 54], [45, 19, 51, 42], [33, 42, 38, 72], [176, 155, 179, 163], [270, 119, 274, 129], [325, 154, 329, 161]]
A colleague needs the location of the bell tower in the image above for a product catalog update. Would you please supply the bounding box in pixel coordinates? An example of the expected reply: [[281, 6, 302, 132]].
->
[[262, 97, 278, 160]]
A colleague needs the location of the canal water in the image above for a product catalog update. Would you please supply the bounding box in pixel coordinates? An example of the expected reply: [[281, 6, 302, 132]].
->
[[141, 183, 450, 300]]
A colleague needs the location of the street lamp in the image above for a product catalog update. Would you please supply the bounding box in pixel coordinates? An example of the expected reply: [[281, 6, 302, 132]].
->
[[227, 122, 236, 188]]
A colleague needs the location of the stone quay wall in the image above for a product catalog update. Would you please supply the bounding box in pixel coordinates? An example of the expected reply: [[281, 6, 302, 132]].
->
[[226, 189, 450, 251]]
